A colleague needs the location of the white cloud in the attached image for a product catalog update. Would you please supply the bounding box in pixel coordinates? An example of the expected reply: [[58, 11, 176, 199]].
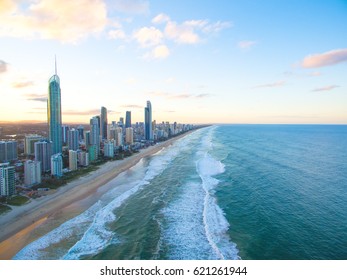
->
[[202, 21, 233, 33], [113, 0, 149, 14], [254, 81, 286, 88], [0, 0, 108, 43], [238, 40, 257, 50], [0, 60, 8, 73], [153, 45, 170, 59], [312, 85, 339, 92], [133, 26, 163, 47], [152, 13, 170, 24], [301, 48, 347, 68], [108, 29, 126, 40], [165, 21, 200, 44]]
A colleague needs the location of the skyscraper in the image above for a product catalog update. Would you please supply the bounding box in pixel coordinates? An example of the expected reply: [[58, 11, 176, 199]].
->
[[24, 160, 41, 186], [24, 134, 43, 155], [0, 141, 17, 162], [100, 106, 108, 140], [68, 128, 79, 151], [90, 116, 100, 155], [144, 101, 153, 140], [34, 140, 53, 173], [51, 154, 63, 177], [125, 111, 132, 128], [0, 163, 15, 196], [48, 58, 62, 154]]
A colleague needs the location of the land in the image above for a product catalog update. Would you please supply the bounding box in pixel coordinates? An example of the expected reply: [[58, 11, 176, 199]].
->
[[0, 130, 194, 260]]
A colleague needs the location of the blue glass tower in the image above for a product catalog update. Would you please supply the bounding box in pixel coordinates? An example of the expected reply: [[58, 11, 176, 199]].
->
[[48, 58, 62, 154], [144, 101, 152, 140]]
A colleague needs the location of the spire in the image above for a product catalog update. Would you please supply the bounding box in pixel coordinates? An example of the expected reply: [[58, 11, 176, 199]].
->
[[55, 55, 57, 75]]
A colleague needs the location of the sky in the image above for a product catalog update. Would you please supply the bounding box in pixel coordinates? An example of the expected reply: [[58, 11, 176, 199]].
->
[[0, 0, 346, 124]]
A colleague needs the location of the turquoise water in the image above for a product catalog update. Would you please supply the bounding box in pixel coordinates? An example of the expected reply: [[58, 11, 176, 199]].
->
[[14, 125, 347, 260]]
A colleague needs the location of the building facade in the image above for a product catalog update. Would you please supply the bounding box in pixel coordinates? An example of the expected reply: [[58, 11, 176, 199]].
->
[[69, 150, 78, 171], [0, 141, 17, 162], [0, 163, 15, 196], [100, 107, 108, 140], [144, 101, 153, 140], [24, 134, 43, 155], [48, 60, 62, 154], [34, 140, 53, 173], [24, 160, 41, 186], [68, 128, 79, 151], [51, 153, 63, 177]]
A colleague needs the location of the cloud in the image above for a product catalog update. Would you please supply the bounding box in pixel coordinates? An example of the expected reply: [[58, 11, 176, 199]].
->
[[164, 20, 200, 44], [152, 13, 170, 24], [120, 104, 143, 108], [25, 94, 47, 102], [0, 0, 108, 43], [254, 81, 286, 88], [202, 21, 233, 33], [113, 0, 149, 14], [301, 48, 347, 68], [309, 71, 321, 77], [149, 44, 170, 59], [238, 40, 257, 50], [195, 93, 211, 98], [0, 60, 8, 73], [63, 109, 101, 116], [133, 26, 163, 47], [12, 81, 34, 88], [108, 29, 126, 40], [312, 85, 340, 92]]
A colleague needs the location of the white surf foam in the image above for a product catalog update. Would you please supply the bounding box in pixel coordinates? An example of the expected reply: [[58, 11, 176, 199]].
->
[[196, 127, 240, 260]]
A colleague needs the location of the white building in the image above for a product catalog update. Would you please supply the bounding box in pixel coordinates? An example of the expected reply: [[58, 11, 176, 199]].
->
[[0, 163, 15, 196], [125, 127, 134, 145], [24, 160, 41, 186], [77, 151, 89, 167], [69, 150, 78, 171], [51, 154, 63, 177], [24, 134, 43, 155], [104, 141, 114, 158]]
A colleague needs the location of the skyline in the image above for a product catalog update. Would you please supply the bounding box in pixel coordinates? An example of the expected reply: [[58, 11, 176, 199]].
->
[[1, 0, 347, 124]]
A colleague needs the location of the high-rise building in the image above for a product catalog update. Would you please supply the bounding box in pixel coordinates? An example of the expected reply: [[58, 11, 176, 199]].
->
[[51, 153, 63, 177], [88, 145, 98, 162], [0, 141, 17, 162], [24, 134, 43, 155], [68, 129, 79, 151], [61, 125, 70, 145], [34, 140, 53, 173], [69, 150, 78, 171], [90, 116, 100, 154], [77, 151, 89, 167], [77, 125, 84, 140], [48, 58, 62, 154], [125, 111, 132, 128], [84, 131, 91, 147], [103, 141, 114, 158], [144, 101, 153, 140], [100, 106, 108, 140], [0, 163, 15, 196], [24, 160, 41, 186], [125, 127, 134, 145]]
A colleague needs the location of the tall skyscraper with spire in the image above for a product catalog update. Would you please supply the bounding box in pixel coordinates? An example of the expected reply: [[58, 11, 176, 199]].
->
[[48, 57, 62, 154], [144, 101, 153, 140]]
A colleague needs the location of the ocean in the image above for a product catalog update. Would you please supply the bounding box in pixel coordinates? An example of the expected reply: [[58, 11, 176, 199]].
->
[[13, 125, 347, 260]]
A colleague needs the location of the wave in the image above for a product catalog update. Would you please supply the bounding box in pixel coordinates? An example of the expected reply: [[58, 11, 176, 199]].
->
[[15, 132, 199, 260], [196, 127, 240, 260]]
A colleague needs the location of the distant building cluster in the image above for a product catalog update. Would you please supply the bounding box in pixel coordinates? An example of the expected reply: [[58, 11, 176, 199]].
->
[[0, 59, 195, 198]]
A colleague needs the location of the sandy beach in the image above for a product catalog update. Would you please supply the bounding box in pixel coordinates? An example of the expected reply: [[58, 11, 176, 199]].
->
[[0, 132, 192, 259]]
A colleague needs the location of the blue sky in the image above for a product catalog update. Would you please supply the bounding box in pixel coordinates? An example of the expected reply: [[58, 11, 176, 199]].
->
[[0, 0, 346, 124]]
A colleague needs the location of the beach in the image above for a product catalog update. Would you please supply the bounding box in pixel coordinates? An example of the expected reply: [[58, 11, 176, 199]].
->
[[0, 132, 192, 260]]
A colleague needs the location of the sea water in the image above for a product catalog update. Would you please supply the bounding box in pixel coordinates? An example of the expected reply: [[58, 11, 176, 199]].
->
[[14, 125, 347, 260]]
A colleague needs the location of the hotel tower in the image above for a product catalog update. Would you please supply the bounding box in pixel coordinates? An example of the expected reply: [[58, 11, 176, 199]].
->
[[48, 57, 62, 154]]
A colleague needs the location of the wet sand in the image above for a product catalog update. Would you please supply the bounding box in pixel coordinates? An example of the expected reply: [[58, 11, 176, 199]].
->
[[0, 132, 192, 259]]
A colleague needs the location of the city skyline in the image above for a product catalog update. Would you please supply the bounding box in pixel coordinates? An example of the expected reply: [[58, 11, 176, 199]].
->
[[1, 0, 347, 124]]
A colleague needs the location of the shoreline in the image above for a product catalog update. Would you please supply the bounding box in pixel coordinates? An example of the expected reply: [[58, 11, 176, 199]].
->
[[0, 131, 194, 259]]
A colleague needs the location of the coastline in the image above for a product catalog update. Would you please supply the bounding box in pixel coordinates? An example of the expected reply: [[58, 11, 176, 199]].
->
[[0, 131, 194, 259]]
